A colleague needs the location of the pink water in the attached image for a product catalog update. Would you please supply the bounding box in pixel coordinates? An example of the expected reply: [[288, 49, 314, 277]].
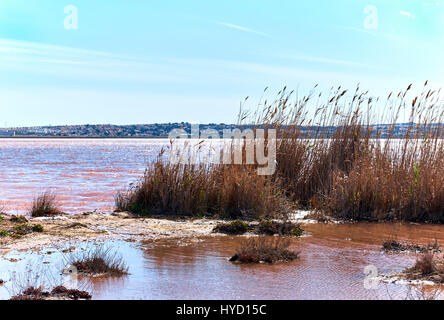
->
[[0, 138, 170, 214]]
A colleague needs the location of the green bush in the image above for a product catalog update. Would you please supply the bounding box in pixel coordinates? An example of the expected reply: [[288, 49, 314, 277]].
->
[[31, 224, 44, 233], [0, 230, 9, 237]]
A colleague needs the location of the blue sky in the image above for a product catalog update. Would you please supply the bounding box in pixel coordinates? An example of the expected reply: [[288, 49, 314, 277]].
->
[[0, 0, 443, 126]]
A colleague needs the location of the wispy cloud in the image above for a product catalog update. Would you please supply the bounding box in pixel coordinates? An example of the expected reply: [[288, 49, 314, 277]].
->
[[216, 22, 270, 37], [400, 10, 415, 19], [333, 25, 405, 42], [0, 38, 187, 84]]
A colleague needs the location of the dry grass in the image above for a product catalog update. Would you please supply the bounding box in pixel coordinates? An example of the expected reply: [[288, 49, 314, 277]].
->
[[30, 192, 63, 217], [258, 219, 304, 236], [213, 219, 304, 236], [117, 82, 443, 222], [382, 238, 440, 253], [116, 150, 288, 220], [412, 253, 436, 275], [403, 252, 444, 283], [66, 245, 128, 276], [230, 237, 300, 263], [213, 220, 251, 235], [7, 261, 92, 300], [250, 82, 444, 222], [9, 286, 91, 300]]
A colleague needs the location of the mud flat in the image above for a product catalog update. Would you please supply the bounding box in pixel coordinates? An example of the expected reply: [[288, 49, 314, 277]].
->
[[0, 212, 221, 254]]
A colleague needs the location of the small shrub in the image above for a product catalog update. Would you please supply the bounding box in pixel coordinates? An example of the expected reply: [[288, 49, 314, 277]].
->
[[66, 245, 128, 276], [0, 230, 9, 237], [10, 215, 28, 223], [258, 220, 304, 236], [30, 192, 63, 217], [0, 216, 3, 223], [10, 286, 91, 300], [213, 220, 251, 235], [382, 240, 407, 252], [289, 226, 304, 237], [12, 224, 33, 236], [412, 253, 436, 275], [230, 237, 300, 264], [50, 286, 92, 300], [382, 239, 441, 253], [31, 224, 44, 233], [9, 287, 47, 300]]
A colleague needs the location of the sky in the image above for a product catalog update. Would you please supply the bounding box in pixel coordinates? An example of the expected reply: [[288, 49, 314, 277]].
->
[[0, 0, 443, 127]]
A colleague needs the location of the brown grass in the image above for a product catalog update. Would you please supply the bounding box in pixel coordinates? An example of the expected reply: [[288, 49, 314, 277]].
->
[[230, 237, 300, 263], [213, 220, 251, 235], [66, 245, 128, 276], [117, 82, 443, 222], [10, 286, 91, 300], [30, 192, 63, 217], [403, 252, 444, 283], [382, 238, 440, 253], [412, 253, 436, 275], [251, 82, 443, 222], [213, 219, 304, 236], [258, 219, 303, 236], [116, 150, 288, 220]]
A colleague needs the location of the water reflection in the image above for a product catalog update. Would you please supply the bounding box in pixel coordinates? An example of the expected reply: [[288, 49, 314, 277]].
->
[[0, 223, 443, 299], [0, 139, 168, 213]]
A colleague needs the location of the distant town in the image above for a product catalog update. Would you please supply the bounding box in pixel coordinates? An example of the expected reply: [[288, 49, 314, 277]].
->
[[0, 123, 246, 138], [0, 123, 442, 138]]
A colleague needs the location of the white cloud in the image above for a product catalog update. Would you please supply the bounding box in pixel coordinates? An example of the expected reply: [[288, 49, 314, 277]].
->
[[216, 22, 270, 37], [0, 38, 188, 83], [400, 11, 415, 19]]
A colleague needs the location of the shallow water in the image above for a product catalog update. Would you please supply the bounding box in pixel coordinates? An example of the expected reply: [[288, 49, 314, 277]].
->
[[0, 138, 443, 300], [1, 222, 443, 300], [0, 138, 170, 213]]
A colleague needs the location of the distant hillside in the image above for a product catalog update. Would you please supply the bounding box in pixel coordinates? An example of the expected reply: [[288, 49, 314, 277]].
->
[[1, 123, 442, 138]]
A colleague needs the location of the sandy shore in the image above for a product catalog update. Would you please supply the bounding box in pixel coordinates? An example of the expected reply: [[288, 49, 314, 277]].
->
[[0, 210, 316, 254], [0, 212, 222, 254]]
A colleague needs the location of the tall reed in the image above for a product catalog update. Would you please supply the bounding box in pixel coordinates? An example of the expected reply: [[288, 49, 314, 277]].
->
[[118, 82, 443, 222], [116, 150, 288, 219], [249, 82, 443, 222]]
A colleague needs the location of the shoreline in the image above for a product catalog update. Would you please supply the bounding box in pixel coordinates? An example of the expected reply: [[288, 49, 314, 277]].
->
[[0, 212, 222, 253], [0, 136, 170, 139], [2, 210, 444, 254]]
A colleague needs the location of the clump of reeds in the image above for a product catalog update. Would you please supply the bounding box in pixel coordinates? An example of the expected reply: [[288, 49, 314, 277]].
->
[[401, 252, 444, 283], [30, 192, 63, 217], [230, 237, 299, 263], [258, 219, 303, 236], [66, 245, 128, 276], [116, 150, 288, 220], [252, 82, 443, 222], [213, 220, 251, 235], [117, 82, 443, 222], [382, 238, 440, 253], [9, 286, 91, 300], [412, 253, 437, 276]]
